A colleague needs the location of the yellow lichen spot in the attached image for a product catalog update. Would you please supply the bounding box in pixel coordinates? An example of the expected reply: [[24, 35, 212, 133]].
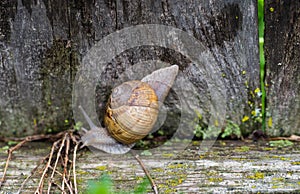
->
[[33, 118, 37, 126], [235, 146, 250, 152], [222, 73, 226, 77], [265, 82, 269, 87], [158, 184, 165, 189], [153, 168, 164, 172], [263, 147, 273, 151], [254, 88, 260, 94], [272, 177, 284, 181], [192, 141, 200, 146], [163, 153, 174, 158], [249, 91, 255, 98], [242, 116, 249, 122], [208, 177, 223, 182], [76, 170, 89, 175], [268, 117, 272, 127], [235, 16, 239, 19], [245, 80, 249, 86], [214, 119, 219, 127], [167, 163, 186, 169], [95, 165, 107, 171], [270, 7, 274, 12], [220, 141, 226, 146], [242, 70, 246, 75], [280, 157, 290, 161], [195, 110, 202, 120], [136, 176, 144, 181], [247, 172, 264, 179], [291, 161, 300, 165]]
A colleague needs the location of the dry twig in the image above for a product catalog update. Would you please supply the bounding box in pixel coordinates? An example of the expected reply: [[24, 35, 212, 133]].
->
[[73, 143, 79, 194], [269, 135, 300, 141], [0, 132, 65, 189], [47, 133, 67, 193], [0, 130, 80, 193], [35, 139, 61, 194], [62, 135, 71, 192], [132, 152, 158, 194]]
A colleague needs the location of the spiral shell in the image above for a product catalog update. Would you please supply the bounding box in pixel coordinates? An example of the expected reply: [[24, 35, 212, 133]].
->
[[104, 80, 159, 144]]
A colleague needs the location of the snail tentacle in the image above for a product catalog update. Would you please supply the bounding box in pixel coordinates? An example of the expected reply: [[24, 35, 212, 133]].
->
[[79, 105, 98, 129]]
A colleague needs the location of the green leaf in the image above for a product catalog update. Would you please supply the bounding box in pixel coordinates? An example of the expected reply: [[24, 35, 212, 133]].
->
[[87, 173, 113, 194], [133, 178, 150, 193]]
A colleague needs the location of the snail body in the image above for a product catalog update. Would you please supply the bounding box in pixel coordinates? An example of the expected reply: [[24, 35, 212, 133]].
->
[[80, 65, 179, 154]]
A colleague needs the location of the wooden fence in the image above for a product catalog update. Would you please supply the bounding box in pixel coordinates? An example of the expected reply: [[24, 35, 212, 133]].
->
[[0, 0, 299, 137]]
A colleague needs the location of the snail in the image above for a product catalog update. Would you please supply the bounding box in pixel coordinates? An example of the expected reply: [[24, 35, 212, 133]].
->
[[79, 65, 179, 154]]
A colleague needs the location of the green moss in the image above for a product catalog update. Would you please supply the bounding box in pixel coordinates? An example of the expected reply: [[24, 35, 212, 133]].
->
[[140, 150, 152, 156], [38, 39, 80, 133], [235, 146, 250, 152], [269, 140, 294, 148], [76, 170, 89, 175]]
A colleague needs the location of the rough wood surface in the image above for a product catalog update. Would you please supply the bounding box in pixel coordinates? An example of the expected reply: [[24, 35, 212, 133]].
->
[[0, 140, 299, 193], [0, 0, 260, 137], [264, 0, 300, 136]]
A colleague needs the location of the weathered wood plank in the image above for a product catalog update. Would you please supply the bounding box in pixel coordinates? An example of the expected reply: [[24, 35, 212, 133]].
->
[[0, 141, 299, 193], [265, 0, 300, 136], [0, 0, 260, 137]]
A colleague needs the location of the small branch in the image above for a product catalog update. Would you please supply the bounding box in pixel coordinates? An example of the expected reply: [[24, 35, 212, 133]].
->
[[47, 133, 67, 193], [0, 131, 66, 143], [132, 152, 158, 194], [35, 139, 61, 194], [0, 139, 27, 188], [0, 132, 66, 189], [63, 176, 74, 194], [269, 135, 300, 141], [62, 135, 70, 192], [73, 143, 79, 194]]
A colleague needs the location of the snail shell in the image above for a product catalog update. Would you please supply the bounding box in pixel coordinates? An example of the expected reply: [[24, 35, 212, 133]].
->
[[79, 65, 179, 154], [104, 81, 159, 144]]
